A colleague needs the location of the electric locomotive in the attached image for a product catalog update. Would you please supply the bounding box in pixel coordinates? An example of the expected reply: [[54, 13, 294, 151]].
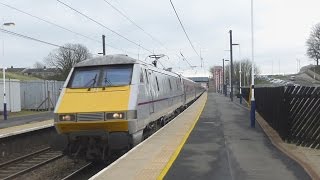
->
[[53, 54, 204, 160]]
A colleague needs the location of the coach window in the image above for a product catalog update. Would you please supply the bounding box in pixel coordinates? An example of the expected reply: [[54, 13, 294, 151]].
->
[[145, 69, 149, 84], [176, 79, 179, 90], [155, 76, 160, 91], [140, 69, 144, 83]]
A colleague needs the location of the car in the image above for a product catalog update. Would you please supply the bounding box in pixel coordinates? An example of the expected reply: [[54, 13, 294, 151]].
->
[[289, 76, 296, 81]]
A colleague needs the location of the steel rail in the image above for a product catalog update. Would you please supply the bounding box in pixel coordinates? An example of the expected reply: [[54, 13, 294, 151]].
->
[[0, 147, 63, 180], [60, 162, 93, 180]]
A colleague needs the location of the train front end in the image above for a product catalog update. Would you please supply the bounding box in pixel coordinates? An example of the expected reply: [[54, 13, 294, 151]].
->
[[53, 56, 139, 160]]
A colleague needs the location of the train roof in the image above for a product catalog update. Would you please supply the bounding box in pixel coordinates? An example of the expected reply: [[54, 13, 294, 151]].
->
[[75, 54, 141, 67], [74, 54, 197, 80]]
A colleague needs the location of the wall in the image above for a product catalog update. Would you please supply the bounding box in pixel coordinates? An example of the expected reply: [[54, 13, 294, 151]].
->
[[0, 79, 21, 112], [20, 80, 64, 110], [306, 69, 320, 81]]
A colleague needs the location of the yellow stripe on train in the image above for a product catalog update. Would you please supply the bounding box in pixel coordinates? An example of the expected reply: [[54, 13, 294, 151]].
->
[[56, 86, 131, 114], [55, 120, 128, 133]]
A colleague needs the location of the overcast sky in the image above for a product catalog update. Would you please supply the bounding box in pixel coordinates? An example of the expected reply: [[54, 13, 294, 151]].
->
[[1, 0, 320, 76]]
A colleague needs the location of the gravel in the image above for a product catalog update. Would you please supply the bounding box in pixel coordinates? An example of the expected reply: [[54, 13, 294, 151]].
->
[[0, 127, 56, 164], [14, 156, 89, 180]]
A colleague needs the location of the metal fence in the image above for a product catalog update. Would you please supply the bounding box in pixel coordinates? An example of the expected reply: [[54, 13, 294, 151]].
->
[[20, 80, 64, 110], [242, 86, 320, 149], [0, 79, 21, 112]]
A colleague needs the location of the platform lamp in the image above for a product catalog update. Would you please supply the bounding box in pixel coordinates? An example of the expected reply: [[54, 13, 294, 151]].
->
[[1, 22, 15, 120], [250, 0, 256, 128]]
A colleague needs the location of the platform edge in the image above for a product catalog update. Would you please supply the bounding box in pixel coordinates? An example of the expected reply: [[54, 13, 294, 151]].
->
[[157, 94, 207, 180]]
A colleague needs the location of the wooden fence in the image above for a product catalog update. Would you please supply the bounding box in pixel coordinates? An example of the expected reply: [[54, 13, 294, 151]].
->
[[242, 86, 320, 148]]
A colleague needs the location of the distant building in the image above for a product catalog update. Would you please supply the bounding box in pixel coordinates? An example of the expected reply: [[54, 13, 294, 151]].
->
[[187, 76, 209, 89], [6, 67, 25, 73], [5, 66, 59, 79], [212, 66, 223, 93], [22, 67, 58, 79]]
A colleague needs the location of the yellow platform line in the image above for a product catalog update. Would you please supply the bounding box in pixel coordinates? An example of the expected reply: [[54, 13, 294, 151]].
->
[[157, 95, 207, 179]]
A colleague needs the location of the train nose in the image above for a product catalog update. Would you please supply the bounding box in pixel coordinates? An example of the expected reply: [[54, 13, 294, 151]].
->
[[56, 87, 131, 113]]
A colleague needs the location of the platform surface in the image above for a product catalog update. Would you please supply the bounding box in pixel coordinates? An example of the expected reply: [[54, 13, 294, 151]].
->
[[164, 93, 310, 180], [0, 111, 53, 129], [0, 119, 53, 138], [91, 93, 207, 180]]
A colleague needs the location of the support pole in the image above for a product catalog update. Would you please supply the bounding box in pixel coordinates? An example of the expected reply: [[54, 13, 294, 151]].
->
[[222, 59, 225, 96], [229, 30, 234, 101], [3, 67, 7, 120], [102, 35, 106, 56], [250, 0, 256, 128], [239, 45, 242, 104]]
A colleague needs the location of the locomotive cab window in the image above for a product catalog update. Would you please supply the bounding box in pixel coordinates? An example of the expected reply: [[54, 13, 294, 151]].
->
[[101, 65, 133, 86], [68, 67, 100, 88], [68, 64, 133, 88]]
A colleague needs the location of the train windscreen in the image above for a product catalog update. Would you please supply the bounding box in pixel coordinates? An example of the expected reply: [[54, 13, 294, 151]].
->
[[68, 64, 133, 88]]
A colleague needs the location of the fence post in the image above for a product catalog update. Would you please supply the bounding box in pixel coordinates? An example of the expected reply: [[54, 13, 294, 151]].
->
[[48, 90, 50, 111]]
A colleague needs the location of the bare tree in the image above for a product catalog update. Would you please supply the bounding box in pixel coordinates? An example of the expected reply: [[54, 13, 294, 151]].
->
[[33, 61, 45, 68], [45, 43, 91, 79], [232, 59, 260, 87], [306, 23, 320, 66], [211, 58, 260, 87]]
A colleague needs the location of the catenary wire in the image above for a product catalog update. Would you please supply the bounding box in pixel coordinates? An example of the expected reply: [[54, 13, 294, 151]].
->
[[0, 28, 75, 51], [179, 52, 193, 67], [101, 0, 167, 49], [57, 0, 154, 54], [0, 2, 137, 55], [0, 2, 100, 44], [102, 0, 190, 69], [101, 0, 187, 67], [169, 0, 200, 59]]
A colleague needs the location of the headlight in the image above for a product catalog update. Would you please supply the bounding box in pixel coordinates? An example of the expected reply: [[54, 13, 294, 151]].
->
[[59, 114, 76, 121], [106, 112, 125, 120], [105, 111, 137, 120], [113, 113, 123, 119]]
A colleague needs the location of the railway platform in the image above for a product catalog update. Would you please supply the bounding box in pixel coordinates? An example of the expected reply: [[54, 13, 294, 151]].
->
[[91, 92, 311, 180], [0, 111, 53, 129], [0, 111, 53, 138]]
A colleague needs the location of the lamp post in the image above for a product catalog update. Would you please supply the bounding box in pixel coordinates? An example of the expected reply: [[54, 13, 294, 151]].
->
[[229, 30, 234, 101], [250, 0, 256, 128], [1, 22, 15, 120], [229, 30, 239, 102]]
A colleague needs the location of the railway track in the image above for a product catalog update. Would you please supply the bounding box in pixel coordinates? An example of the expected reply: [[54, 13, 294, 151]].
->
[[0, 147, 63, 180], [61, 162, 93, 180]]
